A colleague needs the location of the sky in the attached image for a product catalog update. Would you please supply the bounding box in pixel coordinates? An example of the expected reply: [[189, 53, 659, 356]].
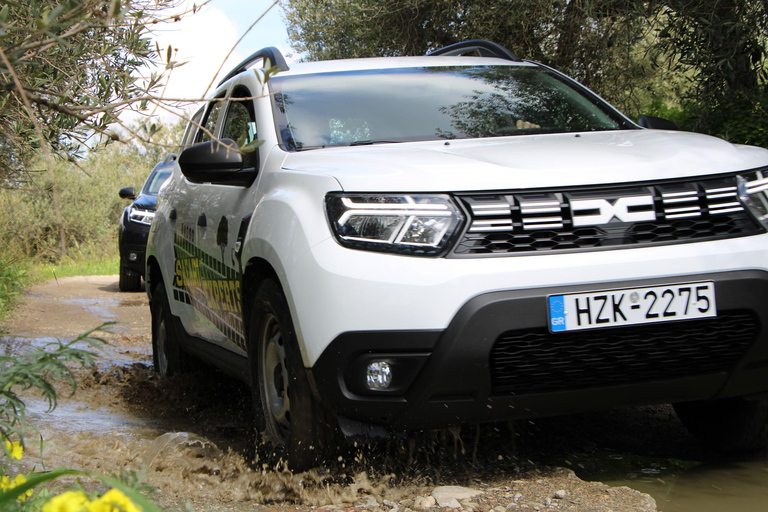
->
[[142, 0, 295, 122]]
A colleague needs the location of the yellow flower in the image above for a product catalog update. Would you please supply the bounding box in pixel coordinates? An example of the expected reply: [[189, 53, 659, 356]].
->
[[12, 474, 33, 501], [5, 440, 23, 460], [0, 474, 34, 502], [42, 491, 89, 512], [86, 488, 141, 512]]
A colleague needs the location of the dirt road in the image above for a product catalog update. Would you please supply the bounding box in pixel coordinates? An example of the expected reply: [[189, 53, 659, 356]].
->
[[1, 275, 659, 511]]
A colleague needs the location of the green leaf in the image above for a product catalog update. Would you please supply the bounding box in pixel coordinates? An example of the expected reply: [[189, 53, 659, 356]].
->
[[47, 5, 65, 24], [0, 469, 83, 506], [240, 139, 265, 153], [0, 5, 8, 22]]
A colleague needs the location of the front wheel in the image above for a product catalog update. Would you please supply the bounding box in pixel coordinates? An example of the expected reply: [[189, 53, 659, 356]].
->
[[248, 279, 336, 470], [150, 282, 182, 377], [674, 397, 768, 451], [119, 260, 141, 292]]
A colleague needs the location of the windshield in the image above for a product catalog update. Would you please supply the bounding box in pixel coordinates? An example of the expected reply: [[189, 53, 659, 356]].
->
[[142, 169, 171, 196], [270, 65, 631, 151]]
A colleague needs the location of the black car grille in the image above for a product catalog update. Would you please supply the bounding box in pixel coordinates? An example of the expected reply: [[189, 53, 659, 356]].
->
[[489, 311, 757, 395], [453, 175, 763, 256]]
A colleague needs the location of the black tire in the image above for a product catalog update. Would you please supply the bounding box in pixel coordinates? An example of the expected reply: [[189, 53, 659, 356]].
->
[[151, 282, 182, 377], [119, 261, 141, 292], [674, 397, 768, 451], [248, 279, 336, 470]]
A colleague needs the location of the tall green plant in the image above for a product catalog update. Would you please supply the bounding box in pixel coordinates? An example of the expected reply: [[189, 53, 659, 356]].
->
[[0, 325, 163, 512], [0, 326, 107, 442]]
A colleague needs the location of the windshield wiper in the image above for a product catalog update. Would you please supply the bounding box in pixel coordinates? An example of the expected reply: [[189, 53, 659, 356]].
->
[[349, 139, 401, 146], [294, 145, 326, 151]]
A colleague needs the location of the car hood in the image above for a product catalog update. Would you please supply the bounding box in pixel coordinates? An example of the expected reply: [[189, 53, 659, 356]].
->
[[280, 130, 768, 192], [132, 193, 158, 210]]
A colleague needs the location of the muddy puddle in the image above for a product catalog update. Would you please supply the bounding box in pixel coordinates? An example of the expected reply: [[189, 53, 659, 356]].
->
[[576, 453, 768, 512], [4, 275, 768, 511]]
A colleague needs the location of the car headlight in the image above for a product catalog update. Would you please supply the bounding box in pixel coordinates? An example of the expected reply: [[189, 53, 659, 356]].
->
[[128, 207, 156, 226], [738, 169, 768, 228], [325, 193, 464, 255]]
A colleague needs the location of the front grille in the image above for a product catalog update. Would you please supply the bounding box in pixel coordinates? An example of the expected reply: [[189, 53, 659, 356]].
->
[[454, 175, 764, 256], [489, 311, 757, 395]]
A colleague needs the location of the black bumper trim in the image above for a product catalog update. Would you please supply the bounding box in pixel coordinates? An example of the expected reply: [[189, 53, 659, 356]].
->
[[311, 270, 768, 431]]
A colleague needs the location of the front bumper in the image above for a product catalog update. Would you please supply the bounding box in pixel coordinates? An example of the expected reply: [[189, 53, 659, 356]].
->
[[119, 215, 151, 275], [311, 270, 768, 432]]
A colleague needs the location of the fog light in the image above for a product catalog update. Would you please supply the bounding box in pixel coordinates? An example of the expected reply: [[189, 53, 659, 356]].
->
[[366, 361, 392, 390], [128, 252, 139, 262]]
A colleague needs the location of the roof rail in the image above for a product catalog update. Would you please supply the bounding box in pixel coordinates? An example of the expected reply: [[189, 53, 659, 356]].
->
[[217, 47, 289, 87], [427, 40, 521, 62]]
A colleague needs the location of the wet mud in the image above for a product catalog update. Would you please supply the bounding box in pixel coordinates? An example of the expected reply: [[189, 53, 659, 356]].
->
[[3, 275, 764, 511]]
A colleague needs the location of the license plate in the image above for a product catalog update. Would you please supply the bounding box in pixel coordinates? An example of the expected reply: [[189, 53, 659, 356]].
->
[[548, 282, 716, 332]]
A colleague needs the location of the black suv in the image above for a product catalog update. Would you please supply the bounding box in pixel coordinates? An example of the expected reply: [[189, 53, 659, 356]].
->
[[118, 155, 174, 291]]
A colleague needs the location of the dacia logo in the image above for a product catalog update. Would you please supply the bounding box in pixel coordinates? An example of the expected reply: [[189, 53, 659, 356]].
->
[[570, 195, 656, 226]]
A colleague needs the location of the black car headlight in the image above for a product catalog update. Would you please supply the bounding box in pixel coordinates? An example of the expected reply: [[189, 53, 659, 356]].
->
[[128, 207, 156, 226], [326, 193, 464, 255]]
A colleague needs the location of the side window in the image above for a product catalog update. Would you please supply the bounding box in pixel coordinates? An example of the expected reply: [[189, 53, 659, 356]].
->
[[196, 98, 224, 143], [222, 101, 253, 142], [179, 107, 205, 151], [221, 87, 258, 168]]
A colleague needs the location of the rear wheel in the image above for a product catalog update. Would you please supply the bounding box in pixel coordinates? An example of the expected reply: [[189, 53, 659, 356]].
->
[[674, 397, 768, 451], [248, 278, 335, 470], [119, 260, 141, 292], [151, 282, 182, 377]]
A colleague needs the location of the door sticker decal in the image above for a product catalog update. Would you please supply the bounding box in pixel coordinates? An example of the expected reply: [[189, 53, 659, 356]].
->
[[173, 223, 246, 350]]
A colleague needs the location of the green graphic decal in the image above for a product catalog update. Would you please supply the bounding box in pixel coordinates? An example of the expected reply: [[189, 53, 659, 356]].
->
[[173, 223, 245, 350]]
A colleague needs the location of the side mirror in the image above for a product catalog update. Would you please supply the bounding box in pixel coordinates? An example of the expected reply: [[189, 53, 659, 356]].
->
[[119, 186, 136, 200], [638, 115, 679, 131], [178, 138, 256, 187]]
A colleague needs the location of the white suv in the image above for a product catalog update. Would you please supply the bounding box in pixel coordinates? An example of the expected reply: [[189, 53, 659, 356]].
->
[[146, 40, 768, 469]]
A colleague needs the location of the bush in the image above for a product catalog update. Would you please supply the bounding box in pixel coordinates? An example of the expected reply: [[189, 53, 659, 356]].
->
[[0, 120, 185, 266], [641, 90, 768, 149], [0, 260, 26, 319]]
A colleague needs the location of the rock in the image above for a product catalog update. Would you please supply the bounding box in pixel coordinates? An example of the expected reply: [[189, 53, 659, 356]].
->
[[384, 500, 399, 509], [513, 493, 522, 503], [414, 496, 437, 510], [493, 506, 506, 512], [439, 497, 462, 509], [432, 486, 484, 508], [361, 496, 380, 508], [553, 490, 567, 500]]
